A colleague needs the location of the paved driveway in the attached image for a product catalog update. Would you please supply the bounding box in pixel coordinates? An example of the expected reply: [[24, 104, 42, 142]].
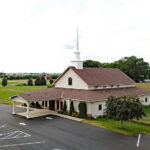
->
[[0, 104, 149, 150]]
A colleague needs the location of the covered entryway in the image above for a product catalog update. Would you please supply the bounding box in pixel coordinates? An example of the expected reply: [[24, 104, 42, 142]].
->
[[11, 96, 31, 119], [11, 95, 64, 119]]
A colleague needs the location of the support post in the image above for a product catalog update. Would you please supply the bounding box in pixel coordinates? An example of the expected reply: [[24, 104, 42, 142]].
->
[[12, 100, 15, 115], [26, 102, 30, 119], [59, 101, 61, 110]]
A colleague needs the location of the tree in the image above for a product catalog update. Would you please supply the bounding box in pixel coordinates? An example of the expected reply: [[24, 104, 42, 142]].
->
[[111, 56, 150, 82], [49, 79, 53, 85], [27, 78, 33, 86], [83, 56, 150, 82], [41, 76, 46, 85], [78, 102, 87, 118], [35, 77, 41, 86], [69, 101, 75, 116], [83, 60, 102, 68], [2, 77, 7, 87], [105, 95, 146, 128]]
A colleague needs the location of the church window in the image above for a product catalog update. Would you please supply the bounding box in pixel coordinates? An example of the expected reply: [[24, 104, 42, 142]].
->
[[68, 77, 72, 85], [145, 97, 148, 102], [98, 104, 102, 110]]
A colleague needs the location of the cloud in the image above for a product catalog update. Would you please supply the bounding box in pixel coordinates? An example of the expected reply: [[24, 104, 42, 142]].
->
[[0, 0, 150, 73]]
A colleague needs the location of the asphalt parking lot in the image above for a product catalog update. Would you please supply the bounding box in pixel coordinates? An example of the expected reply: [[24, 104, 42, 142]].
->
[[0, 104, 149, 150]]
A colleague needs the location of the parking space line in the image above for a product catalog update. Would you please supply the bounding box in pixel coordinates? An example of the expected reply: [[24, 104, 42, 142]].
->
[[0, 130, 31, 140], [137, 134, 141, 147], [0, 125, 6, 129], [0, 141, 45, 148]]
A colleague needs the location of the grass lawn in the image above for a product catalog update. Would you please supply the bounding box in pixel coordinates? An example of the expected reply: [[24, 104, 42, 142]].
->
[[83, 117, 150, 135], [0, 79, 47, 105], [136, 82, 150, 91], [132, 106, 150, 125]]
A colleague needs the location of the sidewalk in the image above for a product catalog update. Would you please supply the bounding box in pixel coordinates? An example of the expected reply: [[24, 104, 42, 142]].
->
[[15, 105, 83, 121]]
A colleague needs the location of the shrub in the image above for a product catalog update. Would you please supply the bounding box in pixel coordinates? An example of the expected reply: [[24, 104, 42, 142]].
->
[[27, 78, 33, 86], [72, 112, 78, 117], [78, 102, 87, 118], [35, 102, 41, 109], [16, 83, 27, 86], [35, 76, 46, 86], [23, 103, 27, 107], [2, 77, 7, 87], [41, 76, 46, 85], [49, 79, 53, 85], [30, 102, 36, 108], [63, 101, 67, 112], [69, 101, 75, 116], [47, 85, 51, 88]]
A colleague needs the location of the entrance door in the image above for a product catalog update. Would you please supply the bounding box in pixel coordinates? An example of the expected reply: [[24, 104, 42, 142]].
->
[[57, 101, 59, 110], [49, 100, 55, 110]]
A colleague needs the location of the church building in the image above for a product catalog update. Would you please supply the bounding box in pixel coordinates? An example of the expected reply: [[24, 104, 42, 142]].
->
[[11, 29, 150, 119]]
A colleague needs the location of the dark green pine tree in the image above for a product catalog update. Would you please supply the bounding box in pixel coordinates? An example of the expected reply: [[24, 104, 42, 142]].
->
[[41, 76, 46, 85], [63, 101, 67, 112], [2, 77, 7, 87], [35, 77, 41, 86], [69, 101, 75, 116], [27, 78, 33, 86], [78, 102, 87, 118]]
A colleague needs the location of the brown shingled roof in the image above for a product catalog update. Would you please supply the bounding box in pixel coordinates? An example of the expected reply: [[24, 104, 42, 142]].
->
[[54, 67, 135, 87], [14, 87, 150, 102], [70, 67, 135, 86]]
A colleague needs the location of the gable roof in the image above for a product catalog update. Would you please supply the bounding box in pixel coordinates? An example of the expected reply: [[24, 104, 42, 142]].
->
[[12, 87, 150, 102], [54, 66, 135, 86]]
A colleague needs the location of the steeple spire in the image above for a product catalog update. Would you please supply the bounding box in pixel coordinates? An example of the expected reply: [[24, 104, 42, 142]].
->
[[76, 27, 79, 52], [71, 27, 83, 69]]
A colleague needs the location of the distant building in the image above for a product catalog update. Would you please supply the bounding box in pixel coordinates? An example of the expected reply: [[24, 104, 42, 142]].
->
[[39, 74, 52, 80]]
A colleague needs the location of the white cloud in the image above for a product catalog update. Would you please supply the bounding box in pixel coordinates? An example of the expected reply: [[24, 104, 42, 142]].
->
[[0, 0, 150, 73]]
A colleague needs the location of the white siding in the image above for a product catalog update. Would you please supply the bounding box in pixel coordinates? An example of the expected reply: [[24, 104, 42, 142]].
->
[[140, 95, 150, 105], [13, 96, 28, 104], [89, 95, 150, 118], [91, 101, 106, 117], [55, 69, 88, 89]]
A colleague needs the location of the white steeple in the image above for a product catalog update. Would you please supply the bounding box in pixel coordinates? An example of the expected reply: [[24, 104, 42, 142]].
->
[[71, 27, 83, 69]]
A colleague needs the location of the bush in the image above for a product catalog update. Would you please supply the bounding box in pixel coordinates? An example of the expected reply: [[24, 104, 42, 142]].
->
[[2, 77, 7, 87], [35, 76, 46, 86], [47, 85, 51, 88], [58, 110, 64, 114], [69, 101, 75, 116], [35, 102, 41, 109], [30, 102, 36, 108], [23, 103, 27, 107], [63, 101, 67, 112], [72, 112, 78, 117], [27, 78, 33, 86], [41, 76, 46, 85], [49, 79, 54, 85], [78, 102, 87, 118], [16, 83, 27, 86]]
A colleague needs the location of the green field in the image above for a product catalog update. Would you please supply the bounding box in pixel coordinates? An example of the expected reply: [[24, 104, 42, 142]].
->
[[136, 82, 150, 91], [0, 79, 47, 105]]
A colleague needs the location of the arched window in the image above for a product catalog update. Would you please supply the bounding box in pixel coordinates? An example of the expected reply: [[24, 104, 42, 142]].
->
[[68, 77, 72, 85]]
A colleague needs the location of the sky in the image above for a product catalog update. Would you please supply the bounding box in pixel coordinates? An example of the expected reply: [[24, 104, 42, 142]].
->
[[0, 0, 150, 73]]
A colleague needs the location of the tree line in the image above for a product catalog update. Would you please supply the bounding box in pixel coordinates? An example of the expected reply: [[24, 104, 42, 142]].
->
[[83, 56, 150, 82], [0, 74, 60, 80]]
